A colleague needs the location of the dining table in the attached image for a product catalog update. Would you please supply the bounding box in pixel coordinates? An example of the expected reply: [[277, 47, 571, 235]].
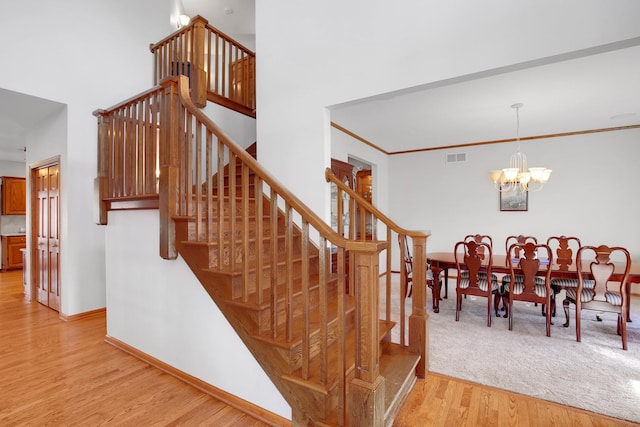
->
[[427, 252, 640, 321]]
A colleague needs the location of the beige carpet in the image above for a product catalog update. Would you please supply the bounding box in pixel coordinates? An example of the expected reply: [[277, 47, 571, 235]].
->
[[385, 275, 640, 423]]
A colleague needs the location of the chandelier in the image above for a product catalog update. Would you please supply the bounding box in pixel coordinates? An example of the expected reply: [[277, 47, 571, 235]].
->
[[489, 103, 551, 192]]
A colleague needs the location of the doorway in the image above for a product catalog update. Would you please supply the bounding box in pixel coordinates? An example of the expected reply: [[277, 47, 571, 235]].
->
[[30, 157, 60, 312]]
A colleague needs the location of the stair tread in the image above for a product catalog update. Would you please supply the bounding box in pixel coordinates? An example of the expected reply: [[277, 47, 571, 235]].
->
[[380, 344, 421, 424]]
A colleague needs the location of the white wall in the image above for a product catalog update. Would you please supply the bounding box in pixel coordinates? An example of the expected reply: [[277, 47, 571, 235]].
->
[[255, 0, 640, 232], [0, 160, 25, 177], [389, 128, 640, 256], [0, 0, 175, 315], [105, 210, 290, 419], [203, 103, 257, 149]]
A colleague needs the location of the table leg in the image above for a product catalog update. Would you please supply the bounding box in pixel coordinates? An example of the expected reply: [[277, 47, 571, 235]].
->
[[626, 282, 632, 322], [443, 269, 449, 299], [432, 279, 440, 313]]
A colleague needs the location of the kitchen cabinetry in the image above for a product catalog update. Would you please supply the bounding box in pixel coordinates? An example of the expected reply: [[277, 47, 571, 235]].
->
[[2, 177, 26, 215], [2, 235, 26, 270]]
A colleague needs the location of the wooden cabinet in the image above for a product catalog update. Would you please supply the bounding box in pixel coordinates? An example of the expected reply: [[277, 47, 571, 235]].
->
[[330, 159, 355, 235], [356, 170, 372, 203], [330, 158, 355, 189], [356, 170, 373, 240], [2, 177, 26, 215], [2, 235, 26, 270]]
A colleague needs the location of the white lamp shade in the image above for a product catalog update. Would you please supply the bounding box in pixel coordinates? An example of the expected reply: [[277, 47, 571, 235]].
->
[[503, 168, 519, 181], [489, 170, 504, 183]]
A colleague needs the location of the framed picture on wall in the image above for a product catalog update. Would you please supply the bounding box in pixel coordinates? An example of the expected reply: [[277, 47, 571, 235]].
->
[[500, 185, 528, 211]]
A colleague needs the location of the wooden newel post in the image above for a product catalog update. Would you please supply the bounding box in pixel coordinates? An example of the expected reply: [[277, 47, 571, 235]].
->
[[190, 16, 208, 108], [158, 77, 182, 260], [93, 110, 110, 225], [348, 241, 386, 426], [409, 234, 429, 377]]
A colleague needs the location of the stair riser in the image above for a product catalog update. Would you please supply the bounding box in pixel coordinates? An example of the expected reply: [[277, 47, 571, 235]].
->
[[283, 308, 355, 374], [213, 186, 256, 197], [190, 200, 258, 218], [185, 217, 287, 241], [229, 256, 321, 297], [251, 278, 342, 336]]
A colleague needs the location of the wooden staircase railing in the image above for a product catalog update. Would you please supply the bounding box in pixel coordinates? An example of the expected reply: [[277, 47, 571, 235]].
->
[[94, 75, 425, 425], [325, 168, 430, 374], [94, 16, 429, 422], [149, 15, 255, 117], [166, 75, 395, 425], [93, 86, 163, 223]]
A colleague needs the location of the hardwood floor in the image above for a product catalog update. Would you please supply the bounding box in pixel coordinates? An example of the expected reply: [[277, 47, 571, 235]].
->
[[395, 373, 639, 427], [1, 270, 637, 426], [0, 271, 271, 426]]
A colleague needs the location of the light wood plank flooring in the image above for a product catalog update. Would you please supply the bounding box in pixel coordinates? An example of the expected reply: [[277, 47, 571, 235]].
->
[[1, 270, 637, 426], [0, 271, 270, 426]]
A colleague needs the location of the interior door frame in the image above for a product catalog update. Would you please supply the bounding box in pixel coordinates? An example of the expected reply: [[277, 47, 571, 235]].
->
[[29, 155, 61, 311]]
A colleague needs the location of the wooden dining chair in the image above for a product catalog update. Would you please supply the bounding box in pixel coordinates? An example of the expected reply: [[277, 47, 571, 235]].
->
[[546, 235, 582, 316], [460, 234, 498, 303], [563, 245, 631, 350], [454, 239, 500, 326], [398, 235, 440, 312], [501, 234, 539, 315], [506, 242, 554, 336]]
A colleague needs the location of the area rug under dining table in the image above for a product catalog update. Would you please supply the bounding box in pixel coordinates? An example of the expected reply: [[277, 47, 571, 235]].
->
[[388, 278, 640, 423]]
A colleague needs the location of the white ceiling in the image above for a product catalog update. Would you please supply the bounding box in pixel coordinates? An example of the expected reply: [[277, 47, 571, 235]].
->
[[0, 88, 65, 162], [181, 0, 640, 153], [331, 41, 640, 153], [181, 0, 255, 38]]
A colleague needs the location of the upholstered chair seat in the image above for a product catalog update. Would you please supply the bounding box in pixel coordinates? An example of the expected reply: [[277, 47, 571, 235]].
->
[[458, 276, 500, 292]]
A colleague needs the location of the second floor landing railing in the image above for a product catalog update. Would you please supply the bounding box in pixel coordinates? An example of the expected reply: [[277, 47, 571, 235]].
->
[[149, 15, 256, 118]]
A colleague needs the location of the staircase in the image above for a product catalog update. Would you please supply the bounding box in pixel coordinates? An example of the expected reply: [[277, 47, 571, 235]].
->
[[166, 140, 419, 425], [94, 17, 430, 426]]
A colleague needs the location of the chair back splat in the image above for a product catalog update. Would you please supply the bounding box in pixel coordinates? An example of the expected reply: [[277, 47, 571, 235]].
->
[[464, 234, 493, 260], [505, 235, 537, 262], [546, 236, 582, 314], [546, 235, 581, 271]]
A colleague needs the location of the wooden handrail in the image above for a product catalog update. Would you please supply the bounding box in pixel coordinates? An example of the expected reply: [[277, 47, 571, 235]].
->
[[149, 16, 255, 58], [149, 15, 255, 115], [93, 85, 163, 223], [175, 76, 376, 251], [326, 167, 430, 376], [325, 168, 429, 240]]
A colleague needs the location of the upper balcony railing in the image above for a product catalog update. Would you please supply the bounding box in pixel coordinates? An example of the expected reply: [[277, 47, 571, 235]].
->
[[149, 16, 256, 117]]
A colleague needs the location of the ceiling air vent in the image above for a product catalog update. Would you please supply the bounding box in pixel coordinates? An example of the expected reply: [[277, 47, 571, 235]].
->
[[446, 152, 466, 163]]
